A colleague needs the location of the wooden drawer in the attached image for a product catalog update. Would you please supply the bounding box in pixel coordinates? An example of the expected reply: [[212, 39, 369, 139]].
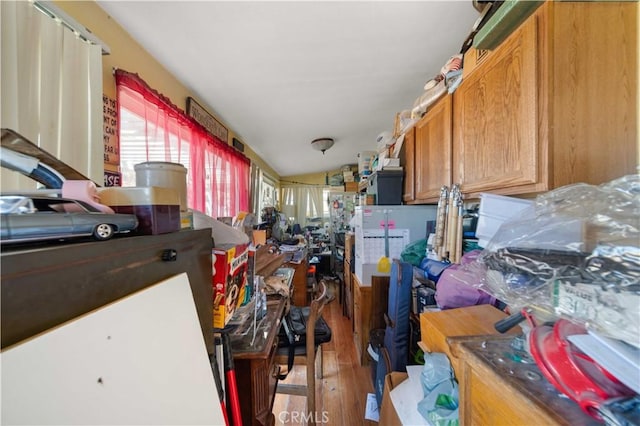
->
[[420, 304, 514, 376], [453, 336, 598, 426]]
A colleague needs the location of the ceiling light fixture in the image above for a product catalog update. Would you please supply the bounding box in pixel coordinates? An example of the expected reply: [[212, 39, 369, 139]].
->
[[310, 137, 334, 155]]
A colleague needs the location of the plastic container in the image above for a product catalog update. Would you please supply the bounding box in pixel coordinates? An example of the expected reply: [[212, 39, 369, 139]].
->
[[135, 161, 188, 212], [357, 151, 376, 179], [475, 193, 533, 247], [368, 170, 403, 205]]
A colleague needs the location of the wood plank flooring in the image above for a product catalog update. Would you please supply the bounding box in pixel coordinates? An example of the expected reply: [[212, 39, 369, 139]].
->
[[272, 285, 379, 425]]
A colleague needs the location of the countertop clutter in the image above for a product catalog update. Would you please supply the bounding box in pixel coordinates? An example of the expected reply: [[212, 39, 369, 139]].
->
[[380, 174, 640, 425]]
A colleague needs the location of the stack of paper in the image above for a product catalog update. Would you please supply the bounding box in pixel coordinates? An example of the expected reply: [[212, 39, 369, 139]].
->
[[567, 330, 640, 394]]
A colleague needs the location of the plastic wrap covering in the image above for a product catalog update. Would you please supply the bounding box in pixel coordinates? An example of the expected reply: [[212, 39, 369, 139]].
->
[[460, 175, 640, 347]]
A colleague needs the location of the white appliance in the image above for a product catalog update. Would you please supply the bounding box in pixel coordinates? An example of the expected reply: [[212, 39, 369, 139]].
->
[[353, 205, 437, 285]]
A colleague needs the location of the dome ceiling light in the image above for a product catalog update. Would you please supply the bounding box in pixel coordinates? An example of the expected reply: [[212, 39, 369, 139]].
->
[[310, 137, 334, 155]]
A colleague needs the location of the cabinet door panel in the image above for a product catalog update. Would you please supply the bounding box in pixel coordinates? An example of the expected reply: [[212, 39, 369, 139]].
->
[[415, 95, 452, 200], [453, 16, 538, 194], [401, 127, 415, 202]]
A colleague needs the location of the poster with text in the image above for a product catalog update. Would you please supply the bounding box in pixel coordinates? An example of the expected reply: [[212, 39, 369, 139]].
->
[[103, 95, 120, 166]]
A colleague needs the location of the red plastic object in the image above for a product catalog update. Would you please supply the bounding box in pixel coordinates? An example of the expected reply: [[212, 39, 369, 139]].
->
[[529, 319, 634, 420], [222, 333, 243, 426]]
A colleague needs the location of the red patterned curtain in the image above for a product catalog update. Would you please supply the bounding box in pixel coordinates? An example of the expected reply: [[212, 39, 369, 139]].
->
[[115, 70, 250, 218]]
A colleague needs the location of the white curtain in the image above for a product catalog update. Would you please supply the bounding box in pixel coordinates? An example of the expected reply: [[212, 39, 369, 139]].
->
[[1, 1, 103, 191], [281, 185, 325, 227], [308, 187, 324, 220], [250, 163, 262, 215]]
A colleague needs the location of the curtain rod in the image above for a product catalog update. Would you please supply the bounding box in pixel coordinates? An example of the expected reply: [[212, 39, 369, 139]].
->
[[34, 1, 111, 55], [280, 180, 329, 187]]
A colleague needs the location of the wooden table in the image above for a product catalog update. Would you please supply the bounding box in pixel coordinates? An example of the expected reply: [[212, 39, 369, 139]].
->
[[230, 297, 287, 426], [229, 267, 294, 426]]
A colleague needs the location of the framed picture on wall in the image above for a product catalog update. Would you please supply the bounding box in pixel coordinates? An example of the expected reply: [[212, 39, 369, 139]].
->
[[186, 97, 228, 143]]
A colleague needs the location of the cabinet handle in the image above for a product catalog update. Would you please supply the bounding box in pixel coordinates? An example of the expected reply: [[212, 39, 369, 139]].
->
[[161, 249, 177, 262]]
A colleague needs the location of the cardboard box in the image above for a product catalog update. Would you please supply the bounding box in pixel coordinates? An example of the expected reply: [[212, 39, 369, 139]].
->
[[379, 372, 407, 426], [363, 194, 376, 205], [252, 229, 267, 246], [420, 304, 513, 376], [212, 243, 249, 329], [344, 181, 358, 192]]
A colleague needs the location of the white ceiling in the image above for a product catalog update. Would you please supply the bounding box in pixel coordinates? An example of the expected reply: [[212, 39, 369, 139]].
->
[[96, 1, 480, 177]]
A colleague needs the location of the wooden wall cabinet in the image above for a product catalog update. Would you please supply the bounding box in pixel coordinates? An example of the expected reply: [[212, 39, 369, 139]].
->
[[400, 126, 416, 202], [401, 2, 637, 201], [453, 1, 637, 197], [454, 13, 539, 195], [415, 95, 453, 201], [402, 95, 453, 204]]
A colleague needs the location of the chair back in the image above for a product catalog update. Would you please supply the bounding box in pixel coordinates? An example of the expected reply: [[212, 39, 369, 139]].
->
[[305, 280, 331, 351]]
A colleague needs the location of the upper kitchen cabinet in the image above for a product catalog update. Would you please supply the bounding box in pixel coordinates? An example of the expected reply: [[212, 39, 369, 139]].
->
[[400, 126, 416, 202], [402, 95, 453, 204], [414, 95, 453, 201], [453, 1, 637, 197]]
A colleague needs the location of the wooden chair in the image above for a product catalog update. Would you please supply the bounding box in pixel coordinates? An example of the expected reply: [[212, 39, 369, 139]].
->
[[276, 279, 332, 425]]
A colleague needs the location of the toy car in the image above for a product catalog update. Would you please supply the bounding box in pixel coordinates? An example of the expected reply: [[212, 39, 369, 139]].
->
[[0, 195, 138, 244]]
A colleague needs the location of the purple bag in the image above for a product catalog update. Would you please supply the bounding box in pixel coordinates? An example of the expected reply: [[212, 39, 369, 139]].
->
[[435, 250, 499, 310]]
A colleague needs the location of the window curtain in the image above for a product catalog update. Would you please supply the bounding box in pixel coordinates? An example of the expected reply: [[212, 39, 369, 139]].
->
[[250, 163, 262, 215], [115, 70, 250, 218], [308, 187, 324, 220], [281, 185, 325, 227], [1, 0, 103, 191]]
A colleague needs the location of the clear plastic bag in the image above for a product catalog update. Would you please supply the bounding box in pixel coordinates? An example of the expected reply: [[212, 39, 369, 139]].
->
[[418, 352, 459, 425], [456, 175, 640, 346]]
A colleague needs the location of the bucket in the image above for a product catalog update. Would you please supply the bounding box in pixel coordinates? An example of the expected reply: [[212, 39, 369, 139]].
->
[[134, 161, 188, 211]]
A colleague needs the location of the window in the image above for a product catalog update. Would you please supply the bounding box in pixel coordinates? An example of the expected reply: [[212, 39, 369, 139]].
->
[[280, 186, 327, 227], [116, 70, 250, 218], [260, 175, 278, 211]]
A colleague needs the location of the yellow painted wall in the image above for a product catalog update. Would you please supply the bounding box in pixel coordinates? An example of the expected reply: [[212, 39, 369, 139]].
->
[[54, 0, 280, 180], [281, 168, 351, 186]]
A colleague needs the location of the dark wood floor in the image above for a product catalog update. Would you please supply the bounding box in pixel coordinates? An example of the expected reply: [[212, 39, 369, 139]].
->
[[272, 285, 378, 425]]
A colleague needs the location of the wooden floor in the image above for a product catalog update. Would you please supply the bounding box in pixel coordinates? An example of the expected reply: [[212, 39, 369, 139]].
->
[[272, 284, 378, 425]]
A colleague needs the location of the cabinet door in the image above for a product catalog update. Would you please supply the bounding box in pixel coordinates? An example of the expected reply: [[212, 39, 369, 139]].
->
[[415, 95, 452, 201], [400, 127, 415, 202], [453, 15, 539, 194], [344, 262, 353, 320], [353, 278, 362, 358]]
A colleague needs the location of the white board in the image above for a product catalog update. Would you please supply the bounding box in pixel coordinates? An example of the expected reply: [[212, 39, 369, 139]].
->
[[1, 273, 224, 425]]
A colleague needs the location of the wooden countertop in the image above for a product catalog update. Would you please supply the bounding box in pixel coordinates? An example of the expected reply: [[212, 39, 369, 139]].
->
[[450, 335, 599, 426]]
